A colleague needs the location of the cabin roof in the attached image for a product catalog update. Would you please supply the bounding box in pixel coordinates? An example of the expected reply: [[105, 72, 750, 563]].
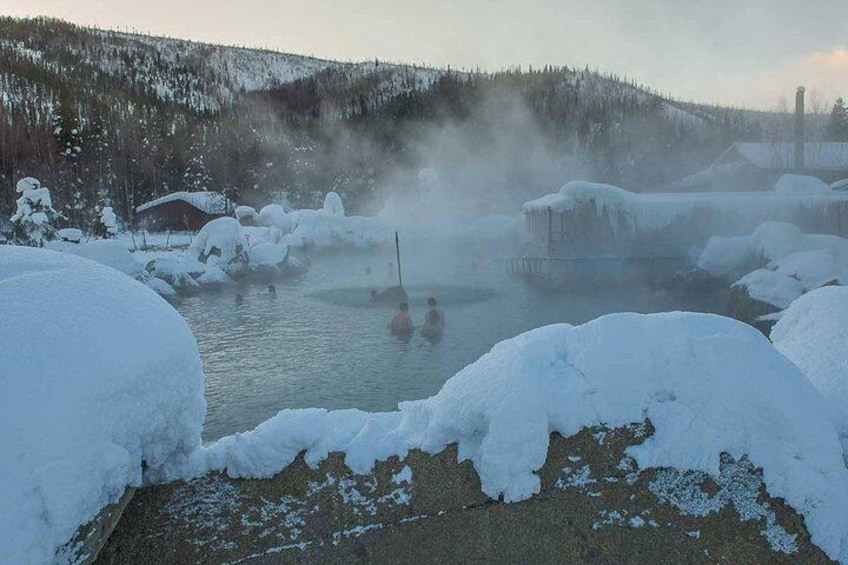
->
[[135, 191, 235, 215], [713, 142, 848, 172]]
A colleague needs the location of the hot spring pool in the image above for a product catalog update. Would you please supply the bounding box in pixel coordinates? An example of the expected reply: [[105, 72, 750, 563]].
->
[[176, 257, 723, 441]]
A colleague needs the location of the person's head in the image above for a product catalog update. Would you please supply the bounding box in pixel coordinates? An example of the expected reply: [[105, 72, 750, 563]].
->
[[268, 285, 276, 294], [399, 302, 408, 312], [370, 290, 378, 298], [427, 297, 436, 307]]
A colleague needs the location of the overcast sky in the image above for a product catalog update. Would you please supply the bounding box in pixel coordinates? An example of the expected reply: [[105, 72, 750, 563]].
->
[[5, 0, 847, 109]]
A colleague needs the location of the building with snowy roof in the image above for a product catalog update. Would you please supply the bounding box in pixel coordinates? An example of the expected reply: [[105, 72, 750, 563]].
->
[[677, 142, 848, 192], [134, 191, 236, 231], [521, 181, 848, 266]]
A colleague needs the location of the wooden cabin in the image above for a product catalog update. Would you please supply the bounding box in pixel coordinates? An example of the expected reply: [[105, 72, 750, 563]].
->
[[134, 191, 235, 231]]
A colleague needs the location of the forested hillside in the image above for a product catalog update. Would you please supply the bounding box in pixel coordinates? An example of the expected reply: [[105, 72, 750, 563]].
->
[[0, 16, 806, 229]]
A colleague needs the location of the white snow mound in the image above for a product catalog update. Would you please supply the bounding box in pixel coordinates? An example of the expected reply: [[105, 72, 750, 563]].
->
[[771, 286, 848, 460], [774, 174, 831, 194], [0, 246, 205, 565], [173, 312, 848, 562]]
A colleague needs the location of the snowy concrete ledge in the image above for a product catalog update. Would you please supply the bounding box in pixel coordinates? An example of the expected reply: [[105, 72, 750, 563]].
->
[[97, 426, 834, 564]]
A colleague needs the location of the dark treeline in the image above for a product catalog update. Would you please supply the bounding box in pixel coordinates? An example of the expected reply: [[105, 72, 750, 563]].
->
[[0, 17, 811, 229]]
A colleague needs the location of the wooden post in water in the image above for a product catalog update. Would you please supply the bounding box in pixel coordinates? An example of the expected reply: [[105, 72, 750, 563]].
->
[[395, 231, 404, 288]]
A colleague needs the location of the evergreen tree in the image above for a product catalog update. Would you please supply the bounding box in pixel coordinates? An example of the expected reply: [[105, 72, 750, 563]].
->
[[826, 98, 848, 141], [10, 177, 58, 246]]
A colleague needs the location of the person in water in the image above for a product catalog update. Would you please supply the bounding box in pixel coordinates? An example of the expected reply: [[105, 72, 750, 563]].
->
[[390, 302, 414, 335], [421, 297, 445, 336]]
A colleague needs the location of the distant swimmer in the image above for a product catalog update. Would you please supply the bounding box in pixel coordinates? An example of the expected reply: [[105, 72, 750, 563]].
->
[[389, 302, 414, 336], [235, 293, 244, 305], [370, 289, 378, 303], [268, 284, 277, 295], [421, 297, 445, 338]]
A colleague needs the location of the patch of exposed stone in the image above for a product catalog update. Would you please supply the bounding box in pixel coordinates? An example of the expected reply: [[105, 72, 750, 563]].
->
[[96, 424, 834, 564], [57, 487, 135, 565]]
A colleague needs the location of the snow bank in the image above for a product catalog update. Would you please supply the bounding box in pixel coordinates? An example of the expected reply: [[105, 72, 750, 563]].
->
[[281, 210, 392, 249], [189, 217, 249, 272], [0, 246, 205, 564], [774, 174, 831, 194], [833, 178, 848, 191], [732, 269, 803, 309], [65, 240, 143, 278], [698, 221, 848, 285], [771, 286, 848, 461], [172, 312, 848, 563]]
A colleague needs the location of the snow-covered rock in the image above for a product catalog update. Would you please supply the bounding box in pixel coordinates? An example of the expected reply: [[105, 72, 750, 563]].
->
[[57, 228, 83, 243], [234, 205, 260, 226], [833, 178, 848, 191], [144, 255, 202, 291], [771, 286, 848, 463], [189, 217, 249, 273], [144, 276, 178, 297], [196, 265, 231, 286], [322, 191, 345, 217], [774, 174, 831, 194], [247, 243, 290, 272], [731, 269, 804, 310], [258, 204, 294, 233], [172, 312, 848, 563], [0, 246, 205, 564]]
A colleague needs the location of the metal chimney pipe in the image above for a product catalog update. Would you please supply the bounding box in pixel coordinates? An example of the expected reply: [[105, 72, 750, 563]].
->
[[795, 86, 805, 172]]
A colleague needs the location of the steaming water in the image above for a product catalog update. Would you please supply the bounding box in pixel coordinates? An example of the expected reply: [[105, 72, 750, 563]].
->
[[177, 256, 724, 442]]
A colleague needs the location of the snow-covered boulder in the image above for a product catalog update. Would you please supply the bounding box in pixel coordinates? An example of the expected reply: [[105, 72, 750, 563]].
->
[[248, 243, 290, 273], [771, 286, 848, 463], [322, 191, 345, 217], [57, 228, 83, 243], [175, 312, 848, 563], [144, 255, 202, 292], [189, 218, 249, 274], [234, 206, 260, 226], [774, 173, 831, 194], [242, 226, 282, 246], [258, 204, 294, 233], [833, 178, 848, 191], [731, 268, 804, 310], [0, 246, 205, 564], [196, 265, 231, 286], [281, 210, 392, 249], [144, 276, 178, 297]]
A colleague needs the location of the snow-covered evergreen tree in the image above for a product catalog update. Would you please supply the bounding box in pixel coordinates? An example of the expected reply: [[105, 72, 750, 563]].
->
[[10, 177, 58, 246]]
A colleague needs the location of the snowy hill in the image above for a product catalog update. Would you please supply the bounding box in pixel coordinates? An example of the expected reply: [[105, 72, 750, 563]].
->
[[0, 17, 788, 226]]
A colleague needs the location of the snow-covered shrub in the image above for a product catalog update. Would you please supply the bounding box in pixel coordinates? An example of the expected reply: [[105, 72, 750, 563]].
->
[[189, 217, 249, 274], [93, 206, 119, 238], [0, 246, 205, 564], [322, 191, 345, 217], [10, 177, 58, 246]]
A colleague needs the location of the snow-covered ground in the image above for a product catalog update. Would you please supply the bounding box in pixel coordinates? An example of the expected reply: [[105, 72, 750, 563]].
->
[[0, 246, 205, 564]]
